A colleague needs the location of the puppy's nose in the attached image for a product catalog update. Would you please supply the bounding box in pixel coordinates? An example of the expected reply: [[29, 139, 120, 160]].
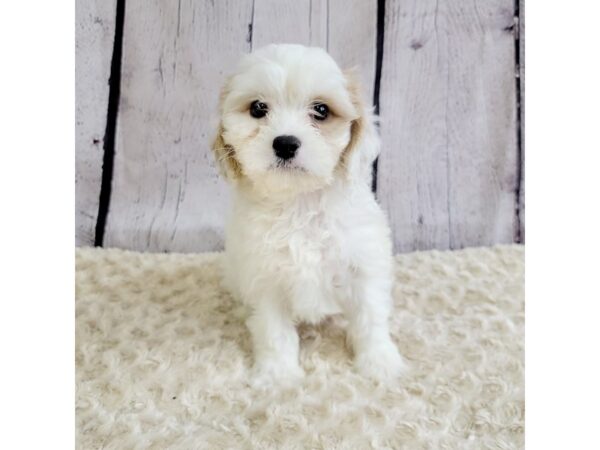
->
[[273, 135, 301, 160]]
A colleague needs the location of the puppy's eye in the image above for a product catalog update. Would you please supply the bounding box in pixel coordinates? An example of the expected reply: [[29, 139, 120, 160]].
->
[[312, 103, 329, 121], [250, 100, 268, 118]]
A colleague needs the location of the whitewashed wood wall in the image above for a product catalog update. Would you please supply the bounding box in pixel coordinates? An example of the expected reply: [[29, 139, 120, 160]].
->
[[76, 0, 524, 253]]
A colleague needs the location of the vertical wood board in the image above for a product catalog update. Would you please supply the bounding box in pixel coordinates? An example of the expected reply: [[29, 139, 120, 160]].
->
[[252, 0, 314, 48], [378, 0, 451, 252], [104, 0, 253, 252], [445, 1, 518, 249], [75, 0, 117, 246], [328, 0, 378, 103], [377, 0, 519, 252]]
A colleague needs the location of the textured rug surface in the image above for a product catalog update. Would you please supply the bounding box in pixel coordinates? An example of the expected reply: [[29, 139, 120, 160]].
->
[[76, 245, 524, 449]]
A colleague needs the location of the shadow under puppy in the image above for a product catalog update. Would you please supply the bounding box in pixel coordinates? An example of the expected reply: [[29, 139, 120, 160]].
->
[[213, 44, 405, 387]]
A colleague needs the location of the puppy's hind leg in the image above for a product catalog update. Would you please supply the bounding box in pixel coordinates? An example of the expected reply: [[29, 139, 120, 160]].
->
[[246, 296, 304, 388]]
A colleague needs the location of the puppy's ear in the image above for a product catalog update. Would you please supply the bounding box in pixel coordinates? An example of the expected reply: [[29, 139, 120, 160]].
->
[[338, 69, 381, 183], [212, 78, 243, 181], [212, 125, 243, 181]]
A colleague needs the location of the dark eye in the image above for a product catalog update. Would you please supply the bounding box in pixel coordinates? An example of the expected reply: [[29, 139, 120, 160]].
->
[[312, 103, 329, 121], [250, 100, 268, 118]]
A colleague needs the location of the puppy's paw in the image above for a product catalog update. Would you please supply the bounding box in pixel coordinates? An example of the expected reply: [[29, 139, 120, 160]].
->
[[354, 341, 407, 382], [249, 359, 304, 390]]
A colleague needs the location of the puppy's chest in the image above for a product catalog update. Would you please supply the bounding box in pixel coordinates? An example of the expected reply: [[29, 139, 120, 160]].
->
[[260, 210, 352, 292]]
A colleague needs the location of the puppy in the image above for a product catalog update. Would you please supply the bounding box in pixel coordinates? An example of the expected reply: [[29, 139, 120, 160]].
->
[[213, 44, 405, 386]]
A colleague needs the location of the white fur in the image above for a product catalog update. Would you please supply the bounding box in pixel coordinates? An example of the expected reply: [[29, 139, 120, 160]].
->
[[215, 44, 405, 385]]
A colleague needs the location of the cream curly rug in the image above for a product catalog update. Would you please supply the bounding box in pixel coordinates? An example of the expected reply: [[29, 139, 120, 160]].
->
[[76, 245, 524, 449]]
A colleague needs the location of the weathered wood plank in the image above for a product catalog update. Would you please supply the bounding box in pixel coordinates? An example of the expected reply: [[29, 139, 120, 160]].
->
[[75, 0, 117, 246], [377, 0, 519, 252], [252, 0, 377, 102], [308, 0, 328, 47], [328, 0, 378, 103], [104, 0, 253, 252], [445, 1, 518, 249], [377, 0, 451, 252], [252, 0, 313, 48]]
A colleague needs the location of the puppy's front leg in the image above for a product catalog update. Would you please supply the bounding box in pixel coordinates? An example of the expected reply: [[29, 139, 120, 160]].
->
[[345, 279, 406, 381], [246, 298, 304, 388]]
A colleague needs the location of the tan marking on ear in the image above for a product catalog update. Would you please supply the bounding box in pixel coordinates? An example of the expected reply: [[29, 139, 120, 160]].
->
[[212, 76, 244, 180], [212, 125, 243, 180], [337, 70, 366, 176]]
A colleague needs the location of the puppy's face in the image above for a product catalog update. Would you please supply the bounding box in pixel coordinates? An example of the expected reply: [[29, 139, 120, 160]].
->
[[215, 44, 363, 197]]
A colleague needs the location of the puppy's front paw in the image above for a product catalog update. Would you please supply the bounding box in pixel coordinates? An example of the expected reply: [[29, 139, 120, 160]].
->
[[354, 341, 406, 382], [249, 359, 304, 390]]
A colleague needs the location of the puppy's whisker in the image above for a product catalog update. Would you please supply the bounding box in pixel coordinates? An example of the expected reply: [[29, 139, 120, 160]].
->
[[215, 147, 237, 164]]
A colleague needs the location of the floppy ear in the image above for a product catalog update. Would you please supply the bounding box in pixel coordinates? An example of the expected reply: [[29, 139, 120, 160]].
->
[[212, 78, 243, 181], [338, 69, 381, 184], [212, 124, 243, 181]]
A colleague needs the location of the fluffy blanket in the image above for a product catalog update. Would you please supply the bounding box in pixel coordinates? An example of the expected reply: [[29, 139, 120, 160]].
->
[[76, 245, 524, 449]]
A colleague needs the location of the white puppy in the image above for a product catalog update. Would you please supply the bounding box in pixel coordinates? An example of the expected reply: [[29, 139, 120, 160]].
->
[[213, 44, 405, 386]]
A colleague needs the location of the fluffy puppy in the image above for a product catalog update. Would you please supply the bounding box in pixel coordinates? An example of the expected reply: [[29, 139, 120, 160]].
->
[[213, 44, 405, 386]]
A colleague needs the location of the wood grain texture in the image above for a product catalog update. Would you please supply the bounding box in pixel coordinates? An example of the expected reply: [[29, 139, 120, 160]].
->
[[81, 0, 521, 252], [328, 0, 378, 103], [75, 0, 117, 246], [252, 0, 313, 48], [104, 0, 253, 252], [377, 0, 519, 252], [309, 0, 329, 48], [253, 0, 377, 98]]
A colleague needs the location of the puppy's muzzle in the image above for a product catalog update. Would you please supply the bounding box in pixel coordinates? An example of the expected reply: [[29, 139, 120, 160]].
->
[[273, 135, 301, 161]]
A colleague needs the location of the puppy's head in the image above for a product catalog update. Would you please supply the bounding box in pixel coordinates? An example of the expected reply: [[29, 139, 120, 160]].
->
[[213, 44, 376, 197]]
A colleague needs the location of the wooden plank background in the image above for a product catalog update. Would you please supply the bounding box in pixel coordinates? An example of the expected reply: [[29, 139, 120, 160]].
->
[[104, 0, 253, 252], [377, 0, 519, 252], [75, 0, 117, 245], [76, 0, 524, 253]]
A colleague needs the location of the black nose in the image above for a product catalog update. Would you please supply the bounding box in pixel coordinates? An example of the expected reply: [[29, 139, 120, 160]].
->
[[273, 135, 301, 160]]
